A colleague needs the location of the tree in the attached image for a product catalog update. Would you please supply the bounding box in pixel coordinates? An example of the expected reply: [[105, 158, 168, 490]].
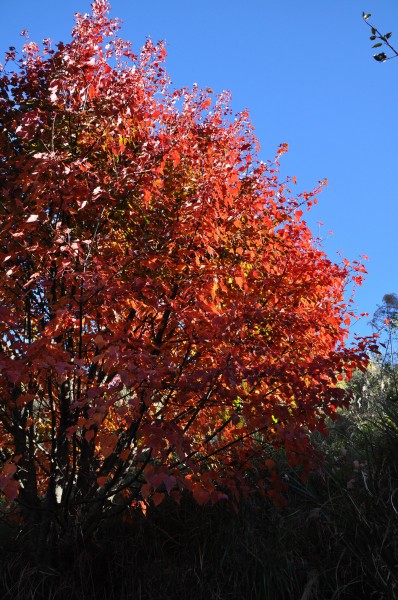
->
[[371, 293, 398, 365], [371, 293, 398, 329], [368, 293, 398, 403], [0, 0, 371, 558]]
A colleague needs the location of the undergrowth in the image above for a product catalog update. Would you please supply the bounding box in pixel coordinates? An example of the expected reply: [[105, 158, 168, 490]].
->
[[0, 377, 397, 600]]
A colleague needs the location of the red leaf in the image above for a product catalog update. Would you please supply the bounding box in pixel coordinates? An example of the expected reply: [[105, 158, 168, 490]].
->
[[85, 429, 95, 443], [3, 479, 19, 503], [152, 492, 165, 507]]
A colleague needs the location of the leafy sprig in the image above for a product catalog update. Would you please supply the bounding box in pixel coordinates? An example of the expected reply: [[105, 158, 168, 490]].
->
[[363, 12, 398, 62]]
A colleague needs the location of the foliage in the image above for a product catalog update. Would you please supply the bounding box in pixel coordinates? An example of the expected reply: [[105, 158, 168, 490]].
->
[[362, 12, 398, 62], [0, 0, 371, 556]]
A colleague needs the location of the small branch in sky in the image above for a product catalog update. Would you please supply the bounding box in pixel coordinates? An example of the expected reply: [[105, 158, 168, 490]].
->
[[362, 12, 398, 62]]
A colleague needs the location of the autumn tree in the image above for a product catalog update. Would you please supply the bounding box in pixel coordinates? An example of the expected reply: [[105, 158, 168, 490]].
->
[[0, 1, 371, 558]]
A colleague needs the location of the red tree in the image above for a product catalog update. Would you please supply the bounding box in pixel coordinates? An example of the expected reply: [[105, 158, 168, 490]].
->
[[0, 1, 370, 553]]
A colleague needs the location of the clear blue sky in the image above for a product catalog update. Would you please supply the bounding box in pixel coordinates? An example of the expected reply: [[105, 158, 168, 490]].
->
[[1, 0, 397, 341]]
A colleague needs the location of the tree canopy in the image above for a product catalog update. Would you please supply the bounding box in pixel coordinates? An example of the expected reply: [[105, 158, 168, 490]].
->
[[0, 0, 372, 552]]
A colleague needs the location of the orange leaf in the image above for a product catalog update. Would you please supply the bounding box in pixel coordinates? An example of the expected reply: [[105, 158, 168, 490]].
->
[[88, 84, 97, 99]]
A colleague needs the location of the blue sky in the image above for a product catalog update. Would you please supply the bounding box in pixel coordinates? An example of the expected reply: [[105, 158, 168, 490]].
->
[[1, 0, 397, 342]]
